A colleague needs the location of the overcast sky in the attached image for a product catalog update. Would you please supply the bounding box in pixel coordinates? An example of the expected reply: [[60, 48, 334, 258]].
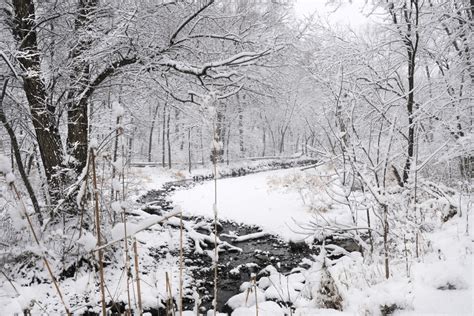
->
[[294, 0, 374, 28]]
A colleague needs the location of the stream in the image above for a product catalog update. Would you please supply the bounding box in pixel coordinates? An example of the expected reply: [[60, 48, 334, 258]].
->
[[137, 163, 360, 315]]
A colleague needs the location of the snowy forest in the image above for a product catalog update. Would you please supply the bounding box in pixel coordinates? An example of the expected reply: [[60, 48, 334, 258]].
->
[[0, 0, 472, 315]]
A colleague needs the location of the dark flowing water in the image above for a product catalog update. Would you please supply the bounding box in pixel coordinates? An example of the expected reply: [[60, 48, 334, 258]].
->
[[183, 218, 318, 314]]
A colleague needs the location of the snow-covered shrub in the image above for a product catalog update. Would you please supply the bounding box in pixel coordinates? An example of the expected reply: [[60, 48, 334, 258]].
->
[[316, 260, 343, 310], [267, 168, 336, 213]]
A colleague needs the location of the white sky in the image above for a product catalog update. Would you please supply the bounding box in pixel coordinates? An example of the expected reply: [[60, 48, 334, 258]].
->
[[294, 0, 374, 28]]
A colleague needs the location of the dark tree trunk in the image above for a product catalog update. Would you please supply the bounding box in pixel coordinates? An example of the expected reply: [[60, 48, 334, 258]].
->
[[67, 98, 89, 171], [167, 106, 172, 169], [262, 128, 266, 157], [226, 123, 231, 165], [188, 128, 192, 173], [111, 116, 120, 200], [66, 0, 98, 172], [389, 1, 419, 185], [403, 49, 416, 184], [12, 0, 64, 191], [148, 104, 160, 162], [279, 130, 286, 154]]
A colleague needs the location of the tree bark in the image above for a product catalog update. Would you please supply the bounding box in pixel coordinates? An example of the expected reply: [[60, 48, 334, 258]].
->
[[237, 94, 245, 157], [188, 127, 192, 173], [226, 123, 231, 165], [162, 103, 166, 168], [12, 0, 64, 191], [148, 104, 160, 162], [66, 0, 99, 172], [389, 1, 419, 185], [200, 127, 205, 166], [167, 105, 172, 169]]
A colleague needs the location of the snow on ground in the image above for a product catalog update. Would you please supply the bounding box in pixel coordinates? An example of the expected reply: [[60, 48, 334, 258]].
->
[[170, 166, 472, 315], [217, 213, 473, 316], [1, 165, 471, 315], [0, 213, 186, 315], [395, 215, 473, 315], [130, 166, 181, 192], [171, 167, 348, 241]]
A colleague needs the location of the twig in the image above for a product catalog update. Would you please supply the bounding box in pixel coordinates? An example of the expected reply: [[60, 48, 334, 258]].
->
[[91, 148, 107, 315], [212, 121, 219, 316], [179, 212, 184, 316], [253, 274, 259, 316], [0, 269, 19, 295], [165, 272, 175, 316], [133, 238, 143, 315], [122, 211, 132, 315]]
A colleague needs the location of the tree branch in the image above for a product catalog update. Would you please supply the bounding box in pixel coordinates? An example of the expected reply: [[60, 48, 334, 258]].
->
[[0, 79, 43, 225], [169, 0, 215, 46], [77, 56, 138, 105]]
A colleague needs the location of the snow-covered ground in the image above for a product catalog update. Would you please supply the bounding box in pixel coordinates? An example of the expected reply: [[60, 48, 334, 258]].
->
[[172, 168, 316, 240], [170, 166, 473, 315], [0, 165, 472, 315], [0, 210, 187, 315], [171, 167, 358, 241]]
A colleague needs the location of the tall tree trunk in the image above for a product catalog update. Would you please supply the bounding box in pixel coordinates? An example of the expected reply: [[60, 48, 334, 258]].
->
[[226, 124, 231, 165], [200, 127, 205, 166], [188, 127, 192, 173], [148, 104, 160, 162], [127, 136, 133, 164], [237, 94, 245, 157], [66, 0, 98, 172], [67, 99, 89, 172], [271, 131, 276, 156], [402, 47, 416, 184], [279, 130, 286, 154], [389, 1, 419, 185], [11, 0, 64, 192], [111, 116, 120, 200], [162, 103, 167, 168], [167, 106, 172, 169], [262, 128, 266, 157]]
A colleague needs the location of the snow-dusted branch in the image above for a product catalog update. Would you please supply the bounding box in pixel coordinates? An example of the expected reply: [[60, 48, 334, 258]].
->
[[92, 211, 181, 252], [0, 50, 19, 79], [169, 0, 215, 46], [78, 56, 138, 106], [159, 49, 274, 77]]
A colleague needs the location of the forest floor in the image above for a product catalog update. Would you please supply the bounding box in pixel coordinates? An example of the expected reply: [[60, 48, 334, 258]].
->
[[0, 161, 472, 315]]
